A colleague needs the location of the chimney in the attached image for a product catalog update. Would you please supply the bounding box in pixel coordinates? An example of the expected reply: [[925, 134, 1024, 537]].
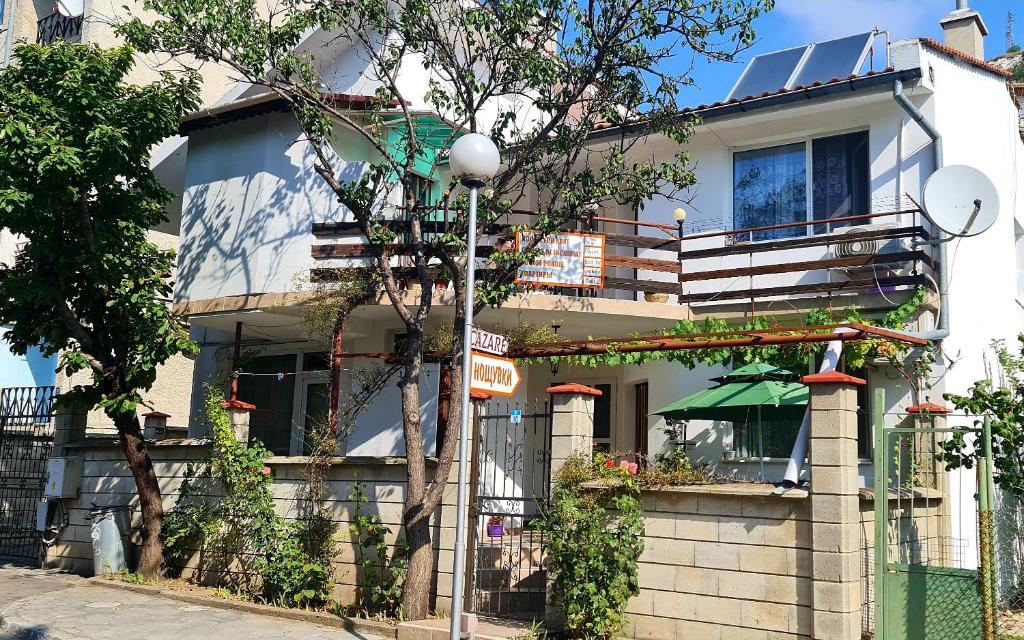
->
[[940, 0, 989, 60]]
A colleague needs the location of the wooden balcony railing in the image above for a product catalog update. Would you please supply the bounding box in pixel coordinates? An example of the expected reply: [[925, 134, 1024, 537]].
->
[[677, 209, 936, 306], [309, 207, 937, 308]]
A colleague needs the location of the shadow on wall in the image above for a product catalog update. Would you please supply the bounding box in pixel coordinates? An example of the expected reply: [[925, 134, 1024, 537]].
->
[[176, 118, 366, 303]]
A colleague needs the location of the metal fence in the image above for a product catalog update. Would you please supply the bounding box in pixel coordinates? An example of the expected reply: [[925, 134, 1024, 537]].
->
[[0, 387, 59, 562], [993, 490, 1024, 638]]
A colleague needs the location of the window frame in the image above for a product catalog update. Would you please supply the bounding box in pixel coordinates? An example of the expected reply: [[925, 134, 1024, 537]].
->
[[729, 127, 871, 240]]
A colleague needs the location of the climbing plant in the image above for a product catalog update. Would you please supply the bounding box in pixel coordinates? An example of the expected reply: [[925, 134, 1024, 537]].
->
[[942, 336, 1024, 499], [541, 453, 645, 640], [524, 288, 930, 374], [162, 389, 334, 608]]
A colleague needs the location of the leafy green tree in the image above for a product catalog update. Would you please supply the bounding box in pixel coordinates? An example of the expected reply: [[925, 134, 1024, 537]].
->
[[0, 43, 200, 577], [942, 337, 1024, 499], [121, 0, 772, 615]]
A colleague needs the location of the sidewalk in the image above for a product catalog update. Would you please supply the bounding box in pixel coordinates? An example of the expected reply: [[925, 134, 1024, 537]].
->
[[0, 564, 391, 640]]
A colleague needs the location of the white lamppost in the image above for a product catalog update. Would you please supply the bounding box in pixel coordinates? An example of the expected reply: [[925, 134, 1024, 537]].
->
[[447, 132, 500, 640]]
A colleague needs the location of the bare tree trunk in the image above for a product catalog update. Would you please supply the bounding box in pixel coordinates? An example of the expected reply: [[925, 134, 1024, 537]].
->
[[113, 412, 164, 578], [399, 333, 432, 619]]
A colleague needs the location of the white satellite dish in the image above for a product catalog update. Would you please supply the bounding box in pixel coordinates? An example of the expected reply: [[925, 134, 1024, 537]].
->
[[56, 0, 84, 17], [922, 164, 999, 238]]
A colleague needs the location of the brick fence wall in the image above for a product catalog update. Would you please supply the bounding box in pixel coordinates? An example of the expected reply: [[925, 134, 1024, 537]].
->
[[624, 485, 813, 640]]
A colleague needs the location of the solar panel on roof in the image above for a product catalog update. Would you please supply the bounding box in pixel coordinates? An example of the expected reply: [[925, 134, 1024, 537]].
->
[[727, 45, 809, 101], [726, 32, 875, 102], [791, 32, 874, 88]]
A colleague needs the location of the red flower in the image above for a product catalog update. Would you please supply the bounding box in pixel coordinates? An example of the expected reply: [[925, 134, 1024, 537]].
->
[[261, 467, 272, 477], [605, 459, 615, 469]]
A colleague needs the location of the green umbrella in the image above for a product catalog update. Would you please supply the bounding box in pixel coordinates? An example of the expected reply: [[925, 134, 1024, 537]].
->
[[650, 363, 808, 481]]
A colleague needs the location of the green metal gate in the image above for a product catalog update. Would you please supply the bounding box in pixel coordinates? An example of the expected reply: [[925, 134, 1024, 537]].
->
[[873, 397, 993, 639]]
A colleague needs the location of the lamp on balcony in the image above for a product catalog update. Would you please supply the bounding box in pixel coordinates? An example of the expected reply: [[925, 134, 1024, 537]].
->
[[673, 207, 687, 236], [447, 132, 500, 640]]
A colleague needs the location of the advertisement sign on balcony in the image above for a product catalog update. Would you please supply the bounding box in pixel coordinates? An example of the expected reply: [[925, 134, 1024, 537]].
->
[[514, 231, 605, 288], [470, 352, 521, 398]]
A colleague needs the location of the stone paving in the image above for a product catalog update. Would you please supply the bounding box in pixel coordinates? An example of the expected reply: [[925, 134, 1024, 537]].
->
[[0, 564, 390, 640]]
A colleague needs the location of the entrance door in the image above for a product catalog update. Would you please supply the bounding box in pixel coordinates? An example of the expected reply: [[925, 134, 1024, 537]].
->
[[471, 401, 553, 617], [634, 382, 649, 460], [592, 383, 613, 452]]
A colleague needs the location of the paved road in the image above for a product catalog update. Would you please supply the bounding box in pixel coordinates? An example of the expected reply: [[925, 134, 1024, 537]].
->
[[0, 564, 389, 640]]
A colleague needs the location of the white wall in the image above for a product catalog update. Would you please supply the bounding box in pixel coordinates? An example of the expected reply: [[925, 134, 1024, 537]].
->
[[178, 114, 369, 303]]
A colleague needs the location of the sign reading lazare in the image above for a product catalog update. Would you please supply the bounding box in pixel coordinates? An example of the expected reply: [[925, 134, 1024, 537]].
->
[[514, 231, 605, 288]]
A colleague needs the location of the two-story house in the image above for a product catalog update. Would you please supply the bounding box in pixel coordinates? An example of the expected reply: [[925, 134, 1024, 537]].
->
[[173, 7, 1022, 473]]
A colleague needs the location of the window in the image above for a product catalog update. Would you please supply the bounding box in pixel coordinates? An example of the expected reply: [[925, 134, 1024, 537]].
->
[[733, 131, 869, 240], [812, 131, 869, 232], [733, 143, 807, 241], [733, 416, 801, 459]]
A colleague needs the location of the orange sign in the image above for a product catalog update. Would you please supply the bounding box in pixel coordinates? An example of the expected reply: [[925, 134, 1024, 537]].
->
[[469, 351, 521, 398]]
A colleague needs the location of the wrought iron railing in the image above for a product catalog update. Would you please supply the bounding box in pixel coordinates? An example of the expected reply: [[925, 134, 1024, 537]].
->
[[37, 12, 83, 46]]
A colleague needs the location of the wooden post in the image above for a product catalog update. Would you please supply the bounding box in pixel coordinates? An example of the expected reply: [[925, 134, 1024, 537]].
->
[[329, 308, 346, 443], [229, 321, 242, 402]]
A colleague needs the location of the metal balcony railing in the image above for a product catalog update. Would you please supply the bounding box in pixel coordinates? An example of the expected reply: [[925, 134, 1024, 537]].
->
[[37, 12, 83, 46]]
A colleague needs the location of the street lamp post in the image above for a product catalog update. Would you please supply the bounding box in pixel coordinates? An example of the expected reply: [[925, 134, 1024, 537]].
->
[[447, 133, 500, 640], [673, 207, 686, 306]]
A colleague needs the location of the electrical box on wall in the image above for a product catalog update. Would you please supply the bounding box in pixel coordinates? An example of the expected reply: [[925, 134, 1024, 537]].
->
[[44, 457, 82, 499]]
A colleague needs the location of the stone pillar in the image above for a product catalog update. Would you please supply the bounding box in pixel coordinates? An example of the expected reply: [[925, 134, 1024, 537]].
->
[[803, 370, 865, 640], [907, 402, 953, 564], [220, 399, 256, 444], [547, 383, 601, 491]]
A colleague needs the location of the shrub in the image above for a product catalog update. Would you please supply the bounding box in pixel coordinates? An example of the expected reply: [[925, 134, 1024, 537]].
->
[[161, 388, 334, 608], [348, 481, 408, 617], [541, 453, 644, 639]]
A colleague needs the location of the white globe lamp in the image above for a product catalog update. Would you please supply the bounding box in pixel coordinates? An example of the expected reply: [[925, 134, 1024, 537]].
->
[[449, 133, 500, 187]]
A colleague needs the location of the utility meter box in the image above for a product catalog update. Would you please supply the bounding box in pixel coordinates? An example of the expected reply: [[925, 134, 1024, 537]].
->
[[44, 457, 82, 499]]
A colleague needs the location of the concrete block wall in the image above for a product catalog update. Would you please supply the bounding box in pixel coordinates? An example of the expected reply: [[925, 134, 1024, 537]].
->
[[44, 440, 446, 608], [624, 486, 814, 640]]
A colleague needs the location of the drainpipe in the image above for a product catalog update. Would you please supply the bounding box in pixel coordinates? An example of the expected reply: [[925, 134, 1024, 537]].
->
[[2, 0, 19, 68], [893, 78, 950, 340]]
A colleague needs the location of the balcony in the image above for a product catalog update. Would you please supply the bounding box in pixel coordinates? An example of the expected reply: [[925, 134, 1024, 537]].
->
[[310, 208, 684, 306], [677, 209, 936, 317], [36, 12, 83, 46], [309, 207, 936, 321]]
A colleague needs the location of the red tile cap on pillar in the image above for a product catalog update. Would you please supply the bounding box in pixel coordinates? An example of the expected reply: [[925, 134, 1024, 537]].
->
[[142, 411, 171, 418], [221, 399, 256, 411], [800, 371, 866, 386], [546, 383, 603, 396], [907, 402, 951, 414], [470, 391, 492, 401]]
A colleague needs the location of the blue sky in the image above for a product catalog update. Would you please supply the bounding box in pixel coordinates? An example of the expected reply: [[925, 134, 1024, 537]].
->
[[677, 0, 1020, 105]]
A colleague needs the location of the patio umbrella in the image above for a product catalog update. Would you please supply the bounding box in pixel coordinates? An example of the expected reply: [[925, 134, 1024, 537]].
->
[[650, 363, 808, 481]]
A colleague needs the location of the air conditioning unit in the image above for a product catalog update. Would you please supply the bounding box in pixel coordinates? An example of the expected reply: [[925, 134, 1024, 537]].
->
[[829, 223, 911, 277]]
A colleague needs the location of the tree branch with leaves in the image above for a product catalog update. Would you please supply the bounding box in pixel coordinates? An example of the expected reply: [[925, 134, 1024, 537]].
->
[[0, 43, 201, 577]]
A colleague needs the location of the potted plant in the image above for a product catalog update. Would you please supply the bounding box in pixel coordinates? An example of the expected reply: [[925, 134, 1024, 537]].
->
[[486, 516, 504, 537]]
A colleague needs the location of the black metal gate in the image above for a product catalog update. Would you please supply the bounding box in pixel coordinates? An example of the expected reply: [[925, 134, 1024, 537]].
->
[[0, 387, 59, 562], [470, 400, 552, 618]]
